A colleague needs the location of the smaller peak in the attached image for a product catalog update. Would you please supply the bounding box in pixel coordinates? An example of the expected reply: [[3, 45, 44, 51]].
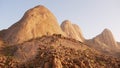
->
[[72, 24, 79, 28], [63, 20, 71, 23], [33, 5, 46, 9], [102, 28, 112, 33], [61, 20, 72, 25], [104, 28, 111, 32]]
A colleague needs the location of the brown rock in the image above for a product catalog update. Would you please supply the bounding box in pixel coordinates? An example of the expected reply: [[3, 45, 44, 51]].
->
[[72, 24, 84, 41], [117, 42, 120, 46], [44, 62, 50, 68], [74, 64, 79, 68], [0, 38, 4, 47], [14, 42, 39, 62], [53, 58, 62, 68], [61, 20, 84, 42], [2, 5, 65, 45]]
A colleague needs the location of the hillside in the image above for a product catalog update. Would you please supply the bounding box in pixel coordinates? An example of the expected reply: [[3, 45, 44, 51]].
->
[[0, 34, 120, 68]]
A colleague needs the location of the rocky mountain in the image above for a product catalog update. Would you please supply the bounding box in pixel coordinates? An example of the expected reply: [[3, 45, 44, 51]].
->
[[94, 29, 118, 48], [61, 20, 84, 42], [0, 5, 120, 68], [60, 21, 120, 57], [85, 29, 120, 57], [1, 5, 64, 45]]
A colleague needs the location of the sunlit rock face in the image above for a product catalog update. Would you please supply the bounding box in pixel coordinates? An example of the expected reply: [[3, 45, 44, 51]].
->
[[93, 29, 118, 48], [61, 20, 84, 42], [2, 5, 64, 45], [85, 28, 120, 57]]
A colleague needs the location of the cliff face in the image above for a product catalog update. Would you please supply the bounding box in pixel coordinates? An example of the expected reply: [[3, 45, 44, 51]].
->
[[61, 20, 84, 42], [2, 5, 64, 45]]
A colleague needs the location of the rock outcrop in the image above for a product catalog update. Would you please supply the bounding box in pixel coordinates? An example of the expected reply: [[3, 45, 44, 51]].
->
[[85, 28, 119, 57], [2, 5, 64, 45], [93, 29, 118, 48], [61, 20, 84, 42], [53, 58, 62, 68]]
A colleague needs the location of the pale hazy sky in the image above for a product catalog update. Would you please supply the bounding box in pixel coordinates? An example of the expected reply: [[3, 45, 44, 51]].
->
[[0, 0, 120, 41]]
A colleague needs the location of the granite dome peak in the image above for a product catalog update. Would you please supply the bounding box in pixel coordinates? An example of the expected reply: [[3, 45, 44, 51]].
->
[[2, 5, 64, 45]]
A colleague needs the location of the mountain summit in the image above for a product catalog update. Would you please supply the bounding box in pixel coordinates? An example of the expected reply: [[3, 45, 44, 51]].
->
[[85, 28, 120, 57], [2, 5, 64, 45], [94, 28, 118, 48], [61, 20, 84, 42]]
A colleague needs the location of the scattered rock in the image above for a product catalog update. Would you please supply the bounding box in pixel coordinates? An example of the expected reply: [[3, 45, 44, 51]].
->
[[53, 58, 62, 68]]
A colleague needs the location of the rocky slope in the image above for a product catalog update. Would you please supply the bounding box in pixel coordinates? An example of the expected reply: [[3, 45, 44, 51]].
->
[[61, 20, 84, 42], [0, 34, 120, 68], [1, 5, 64, 45]]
